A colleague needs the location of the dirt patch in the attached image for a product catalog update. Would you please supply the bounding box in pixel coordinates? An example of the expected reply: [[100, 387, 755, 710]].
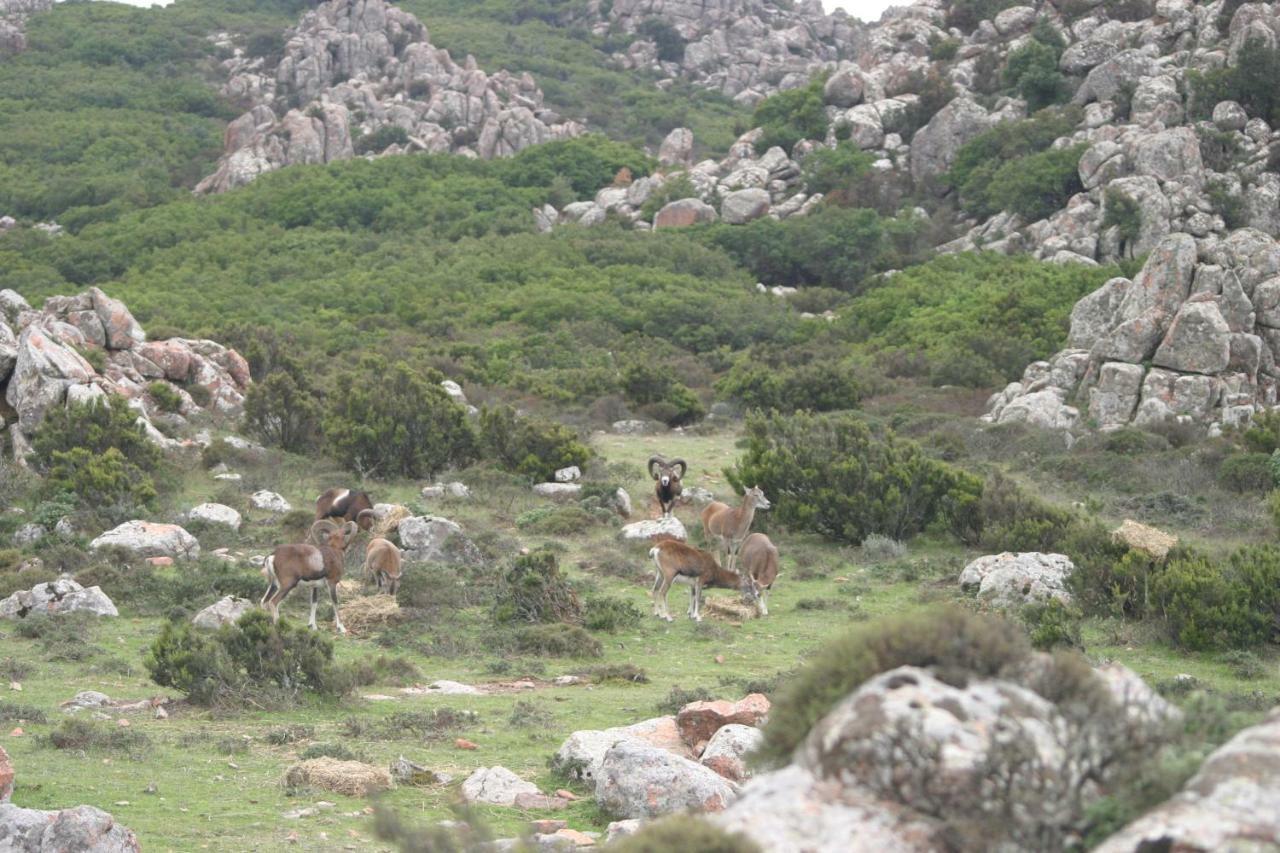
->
[[284, 758, 392, 797]]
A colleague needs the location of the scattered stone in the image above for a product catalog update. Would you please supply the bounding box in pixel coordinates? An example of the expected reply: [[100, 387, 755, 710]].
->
[[396, 516, 481, 565], [553, 716, 692, 783], [461, 767, 540, 806], [554, 466, 581, 483], [676, 694, 771, 752], [421, 482, 471, 500], [533, 483, 582, 501], [594, 741, 738, 819], [11, 524, 45, 547], [187, 503, 242, 531], [618, 517, 687, 542], [250, 491, 292, 513], [699, 724, 764, 783], [605, 820, 642, 843], [409, 680, 482, 696], [0, 804, 140, 852]]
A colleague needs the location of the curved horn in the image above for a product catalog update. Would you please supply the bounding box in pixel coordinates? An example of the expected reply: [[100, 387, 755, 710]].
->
[[356, 508, 377, 530], [309, 518, 339, 545], [648, 456, 665, 479], [341, 520, 360, 546], [670, 458, 687, 478]]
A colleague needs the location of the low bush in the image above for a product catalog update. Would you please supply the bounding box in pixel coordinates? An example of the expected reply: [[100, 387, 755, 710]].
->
[[1152, 546, 1280, 650], [716, 349, 870, 414], [144, 610, 352, 706], [343, 708, 479, 741], [729, 410, 983, 545], [583, 595, 643, 633], [300, 742, 358, 761], [986, 144, 1086, 224], [638, 172, 698, 221], [512, 623, 602, 657], [1002, 25, 1069, 112], [751, 74, 828, 154], [800, 142, 874, 196], [976, 471, 1078, 553], [479, 406, 591, 483], [0, 700, 47, 723], [77, 557, 263, 615], [656, 685, 718, 715], [509, 699, 554, 729], [1243, 409, 1280, 454], [610, 816, 762, 853], [1020, 598, 1084, 650], [147, 381, 183, 413], [860, 533, 906, 562], [576, 663, 649, 683], [264, 724, 314, 745], [492, 550, 582, 625], [47, 718, 151, 759], [1217, 452, 1274, 493], [516, 505, 600, 536]]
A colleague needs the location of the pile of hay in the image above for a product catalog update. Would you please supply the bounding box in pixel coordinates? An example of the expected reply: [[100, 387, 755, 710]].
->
[[702, 598, 757, 622], [1112, 519, 1178, 561], [373, 505, 411, 538], [338, 594, 401, 634], [284, 758, 392, 797]]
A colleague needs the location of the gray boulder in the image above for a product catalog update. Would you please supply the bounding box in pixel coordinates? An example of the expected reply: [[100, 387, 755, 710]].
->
[[720, 188, 771, 225], [533, 483, 582, 501], [1212, 100, 1248, 131], [909, 97, 991, 188], [1069, 277, 1131, 349], [654, 198, 717, 229], [658, 128, 694, 166], [90, 521, 200, 560], [0, 579, 117, 619], [1152, 299, 1232, 374], [618, 517, 688, 542], [250, 491, 292, 513], [1092, 234, 1198, 364], [11, 524, 45, 547], [397, 515, 480, 565], [460, 767, 540, 806], [1132, 127, 1203, 187], [1088, 362, 1146, 429], [553, 716, 692, 783], [0, 803, 139, 852], [192, 596, 254, 629], [959, 552, 1075, 609], [699, 724, 764, 783], [594, 741, 738, 819], [187, 502, 242, 532], [823, 68, 865, 108], [1075, 49, 1158, 104]]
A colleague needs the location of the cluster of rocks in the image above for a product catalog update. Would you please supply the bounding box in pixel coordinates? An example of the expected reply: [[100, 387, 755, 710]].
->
[[575, 0, 860, 106], [551, 694, 770, 820], [988, 231, 1280, 432], [0, 578, 117, 620], [0, 287, 249, 462], [196, 0, 584, 193], [0, 0, 51, 55]]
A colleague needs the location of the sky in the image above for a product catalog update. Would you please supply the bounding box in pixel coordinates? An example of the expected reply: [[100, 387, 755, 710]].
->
[[825, 0, 899, 20]]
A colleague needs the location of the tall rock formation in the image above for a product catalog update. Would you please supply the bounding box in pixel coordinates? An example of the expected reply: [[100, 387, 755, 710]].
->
[[196, 0, 584, 193]]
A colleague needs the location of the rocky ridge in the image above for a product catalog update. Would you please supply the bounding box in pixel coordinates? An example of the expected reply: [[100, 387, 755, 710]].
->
[[196, 0, 584, 193], [0, 287, 249, 462]]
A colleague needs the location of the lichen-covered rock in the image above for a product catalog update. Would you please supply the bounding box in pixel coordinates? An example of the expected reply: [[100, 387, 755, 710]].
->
[[90, 521, 200, 560], [0, 803, 140, 852], [396, 516, 480, 565], [910, 97, 991, 187], [594, 741, 738, 819], [187, 502, 242, 532], [699, 724, 764, 783], [533, 483, 583, 501], [653, 198, 717, 229], [618, 517, 687, 542], [1094, 706, 1280, 852], [192, 596, 255, 629], [958, 552, 1075, 609], [676, 694, 771, 751], [1152, 298, 1232, 374], [0, 579, 117, 619], [250, 491, 292, 513], [553, 716, 692, 783], [461, 767, 540, 806], [720, 188, 771, 225]]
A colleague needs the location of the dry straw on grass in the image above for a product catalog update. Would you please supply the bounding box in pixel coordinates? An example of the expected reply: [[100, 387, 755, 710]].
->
[[373, 505, 411, 538], [284, 758, 392, 797], [338, 595, 401, 635], [1112, 519, 1178, 561], [702, 598, 757, 622]]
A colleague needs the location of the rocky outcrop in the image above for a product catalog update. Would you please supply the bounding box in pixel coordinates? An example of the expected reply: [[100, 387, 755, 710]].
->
[[0, 579, 117, 619], [0, 0, 52, 55], [197, 0, 583, 193], [1096, 706, 1280, 852], [0, 288, 249, 461], [988, 230, 1280, 433], [713, 660, 1178, 851], [676, 694, 770, 752], [187, 502, 242, 531], [552, 715, 692, 783], [594, 740, 739, 819], [395, 515, 480, 565]]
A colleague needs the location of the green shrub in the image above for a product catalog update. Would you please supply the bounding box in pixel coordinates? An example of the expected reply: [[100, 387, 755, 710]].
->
[[583, 595, 643, 633], [492, 550, 582, 625], [512, 623, 602, 657], [800, 142, 875, 196], [354, 125, 410, 155], [146, 380, 182, 413], [300, 742, 357, 761], [1003, 25, 1069, 112], [947, 0, 1018, 31], [1189, 38, 1280, 126], [479, 406, 591, 482], [1207, 178, 1247, 230], [610, 816, 761, 853], [1245, 410, 1280, 454], [717, 355, 867, 414], [948, 107, 1079, 218], [144, 610, 351, 706], [76, 556, 263, 615], [728, 410, 982, 545], [1152, 546, 1280, 650], [752, 74, 828, 154], [1217, 452, 1274, 493], [639, 172, 698, 220], [900, 67, 957, 142], [841, 253, 1114, 386], [47, 718, 151, 759], [32, 395, 164, 509], [499, 134, 653, 198], [1269, 488, 1280, 534], [637, 18, 686, 63], [976, 471, 1078, 553], [621, 362, 705, 426], [1020, 598, 1084, 650], [244, 371, 320, 454], [929, 36, 960, 61], [656, 685, 718, 715], [324, 355, 478, 479], [987, 144, 1086, 223], [516, 505, 600, 536]]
